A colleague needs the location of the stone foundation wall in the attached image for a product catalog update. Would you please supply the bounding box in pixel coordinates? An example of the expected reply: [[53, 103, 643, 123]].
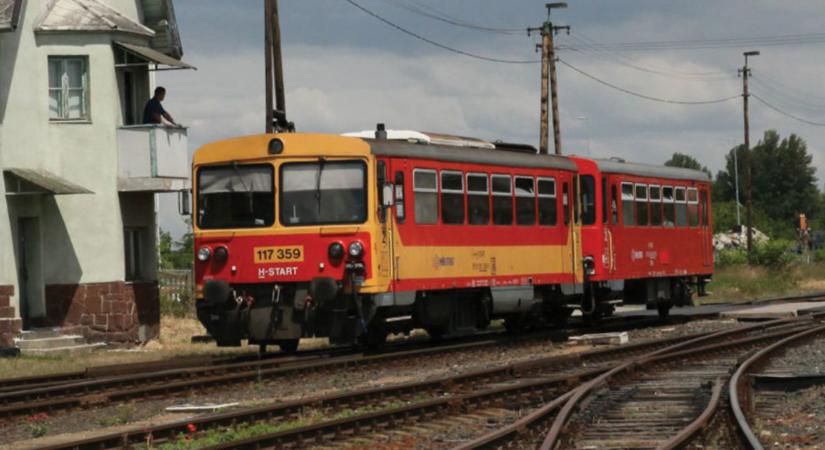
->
[[45, 281, 160, 344], [0, 286, 22, 348]]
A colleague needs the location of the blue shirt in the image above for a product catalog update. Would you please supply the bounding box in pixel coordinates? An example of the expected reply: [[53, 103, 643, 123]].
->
[[142, 98, 166, 124]]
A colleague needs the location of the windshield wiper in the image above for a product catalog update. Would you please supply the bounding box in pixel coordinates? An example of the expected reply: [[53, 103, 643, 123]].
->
[[315, 157, 326, 214]]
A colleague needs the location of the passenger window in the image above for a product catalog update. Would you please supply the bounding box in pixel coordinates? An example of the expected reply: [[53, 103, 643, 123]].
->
[[515, 176, 536, 226], [687, 188, 699, 227], [492, 175, 513, 225], [649, 185, 662, 226], [635, 184, 648, 226], [563, 182, 570, 225], [611, 184, 619, 224], [621, 182, 634, 226], [538, 178, 557, 226], [440, 171, 464, 225], [675, 187, 687, 226], [581, 175, 596, 225], [467, 173, 489, 225], [413, 169, 437, 224], [601, 177, 608, 224], [662, 186, 675, 227]]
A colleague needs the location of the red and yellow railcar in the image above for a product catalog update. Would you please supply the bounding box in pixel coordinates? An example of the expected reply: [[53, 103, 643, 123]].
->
[[191, 128, 713, 350]]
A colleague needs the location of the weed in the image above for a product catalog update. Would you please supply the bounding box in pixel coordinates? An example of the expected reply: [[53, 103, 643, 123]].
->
[[26, 412, 49, 438]]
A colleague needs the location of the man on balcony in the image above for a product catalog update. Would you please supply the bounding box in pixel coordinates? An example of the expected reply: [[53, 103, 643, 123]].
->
[[142, 87, 178, 126]]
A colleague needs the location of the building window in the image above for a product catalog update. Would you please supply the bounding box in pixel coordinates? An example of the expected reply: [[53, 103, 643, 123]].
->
[[537, 177, 557, 226], [124, 227, 145, 281], [491, 175, 513, 225], [48, 56, 90, 121], [467, 173, 490, 225], [441, 171, 465, 225], [413, 169, 438, 224]]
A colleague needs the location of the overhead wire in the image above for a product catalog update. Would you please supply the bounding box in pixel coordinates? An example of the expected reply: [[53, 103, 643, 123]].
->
[[344, 0, 539, 64], [751, 94, 825, 127], [750, 79, 825, 112], [577, 33, 825, 52], [558, 59, 741, 105], [376, 0, 523, 35]]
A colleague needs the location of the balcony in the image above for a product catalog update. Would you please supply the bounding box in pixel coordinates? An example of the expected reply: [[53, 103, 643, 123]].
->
[[117, 125, 189, 192]]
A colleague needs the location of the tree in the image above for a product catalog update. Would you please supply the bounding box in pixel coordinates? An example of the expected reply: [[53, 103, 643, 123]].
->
[[158, 219, 194, 270], [664, 152, 711, 177], [714, 130, 819, 237]]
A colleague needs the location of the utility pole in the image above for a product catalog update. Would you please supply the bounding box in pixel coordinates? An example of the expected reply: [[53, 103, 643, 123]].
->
[[739, 50, 759, 254], [529, 3, 569, 155], [264, 0, 290, 133]]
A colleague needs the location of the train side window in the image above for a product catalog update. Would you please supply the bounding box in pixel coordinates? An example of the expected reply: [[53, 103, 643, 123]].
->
[[413, 169, 438, 224], [562, 182, 570, 225], [675, 187, 687, 226], [621, 182, 634, 226], [611, 184, 619, 224], [538, 178, 557, 226], [602, 177, 608, 224], [662, 186, 675, 227], [441, 171, 465, 225], [515, 176, 536, 226], [467, 173, 490, 225], [687, 187, 699, 226], [580, 175, 596, 225], [635, 184, 648, 226], [649, 184, 662, 226], [701, 189, 709, 226], [492, 175, 513, 225]]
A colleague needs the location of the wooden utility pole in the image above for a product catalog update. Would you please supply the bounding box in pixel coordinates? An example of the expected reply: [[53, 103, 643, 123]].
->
[[264, 0, 289, 133], [529, 3, 568, 155], [740, 50, 759, 254], [264, 0, 274, 133]]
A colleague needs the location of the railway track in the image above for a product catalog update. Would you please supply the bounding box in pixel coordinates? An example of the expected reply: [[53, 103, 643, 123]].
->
[[30, 317, 803, 450], [731, 324, 825, 449], [0, 315, 680, 421]]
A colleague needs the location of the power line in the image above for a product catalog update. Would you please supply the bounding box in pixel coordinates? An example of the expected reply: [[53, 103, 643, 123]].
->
[[750, 79, 825, 112], [345, 0, 538, 64], [751, 93, 825, 127], [576, 33, 825, 52], [558, 59, 740, 105], [376, 0, 523, 35]]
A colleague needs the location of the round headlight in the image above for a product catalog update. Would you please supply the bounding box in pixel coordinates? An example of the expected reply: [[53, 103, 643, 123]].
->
[[214, 246, 229, 262], [348, 241, 364, 258], [328, 242, 345, 260], [197, 246, 211, 262]]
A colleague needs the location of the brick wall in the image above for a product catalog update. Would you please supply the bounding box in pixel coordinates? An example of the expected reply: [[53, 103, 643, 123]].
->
[[45, 281, 160, 344], [0, 286, 22, 348]]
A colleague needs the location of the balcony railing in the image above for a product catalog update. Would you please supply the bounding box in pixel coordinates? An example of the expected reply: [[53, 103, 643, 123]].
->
[[117, 124, 189, 192]]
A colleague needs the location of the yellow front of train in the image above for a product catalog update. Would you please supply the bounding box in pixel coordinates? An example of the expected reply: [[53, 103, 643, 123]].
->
[[191, 133, 393, 351]]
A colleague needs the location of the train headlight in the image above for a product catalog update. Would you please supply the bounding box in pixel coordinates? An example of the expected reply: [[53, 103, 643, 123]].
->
[[328, 242, 345, 260], [214, 246, 229, 262], [197, 246, 211, 262], [348, 241, 364, 259]]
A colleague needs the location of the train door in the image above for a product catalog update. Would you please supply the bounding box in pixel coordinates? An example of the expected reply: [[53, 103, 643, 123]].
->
[[570, 176, 582, 284], [700, 188, 712, 267], [376, 159, 395, 284]]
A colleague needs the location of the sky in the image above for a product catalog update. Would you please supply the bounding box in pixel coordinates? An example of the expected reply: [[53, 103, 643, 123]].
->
[[157, 0, 825, 238]]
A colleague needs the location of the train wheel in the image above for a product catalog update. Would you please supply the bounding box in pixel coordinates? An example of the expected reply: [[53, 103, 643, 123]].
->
[[657, 302, 672, 320], [583, 308, 603, 326], [361, 320, 389, 349], [504, 315, 526, 333], [425, 327, 445, 341], [277, 339, 300, 354]]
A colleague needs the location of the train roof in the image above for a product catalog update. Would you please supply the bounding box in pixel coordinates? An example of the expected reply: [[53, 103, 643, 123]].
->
[[592, 158, 711, 182], [368, 139, 577, 171]]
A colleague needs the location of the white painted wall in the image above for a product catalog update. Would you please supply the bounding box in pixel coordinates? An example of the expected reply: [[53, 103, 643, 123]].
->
[[0, 0, 162, 318]]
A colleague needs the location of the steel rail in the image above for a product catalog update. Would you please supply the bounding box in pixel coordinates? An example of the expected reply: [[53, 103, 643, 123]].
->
[[538, 319, 817, 450], [32, 330, 720, 450], [656, 378, 723, 450], [729, 323, 825, 450]]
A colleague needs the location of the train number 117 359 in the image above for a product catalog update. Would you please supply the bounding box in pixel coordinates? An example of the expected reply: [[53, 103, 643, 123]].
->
[[254, 246, 304, 263]]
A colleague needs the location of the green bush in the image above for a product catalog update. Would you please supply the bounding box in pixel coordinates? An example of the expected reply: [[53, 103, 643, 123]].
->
[[160, 290, 195, 318], [749, 239, 794, 269], [716, 248, 748, 268], [813, 247, 825, 263]]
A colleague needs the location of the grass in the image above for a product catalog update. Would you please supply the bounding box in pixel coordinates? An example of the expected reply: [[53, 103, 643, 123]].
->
[[139, 399, 425, 449], [700, 261, 825, 304]]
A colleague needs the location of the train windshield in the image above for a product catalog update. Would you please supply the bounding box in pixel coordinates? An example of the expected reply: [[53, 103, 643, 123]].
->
[[280, 160, 367, 226], [197, 164, 275, 229]]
